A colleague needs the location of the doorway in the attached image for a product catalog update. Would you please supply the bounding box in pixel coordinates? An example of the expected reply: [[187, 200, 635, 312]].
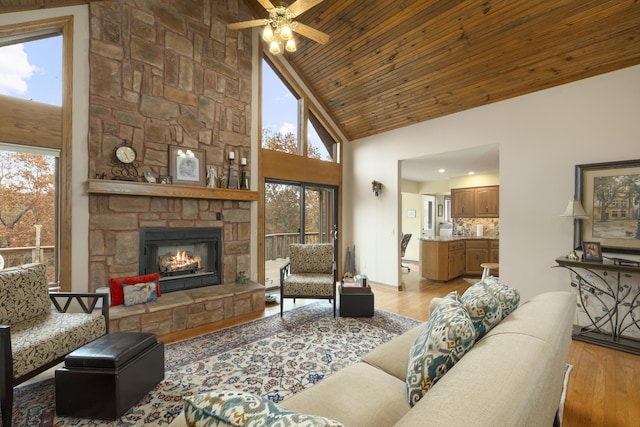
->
[[264, 179, 338, 290], [422, 194, 436, 238]]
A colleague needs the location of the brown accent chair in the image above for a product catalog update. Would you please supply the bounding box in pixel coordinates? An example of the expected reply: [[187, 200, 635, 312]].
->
[[279, 243, 337, 317]]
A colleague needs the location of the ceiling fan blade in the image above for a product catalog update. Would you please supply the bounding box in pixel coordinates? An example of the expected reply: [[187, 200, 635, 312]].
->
[[294, 22, 329, 44], [257, 0, 276, 11], [288, 0, 323, 17], [227, 19, 267, 30]]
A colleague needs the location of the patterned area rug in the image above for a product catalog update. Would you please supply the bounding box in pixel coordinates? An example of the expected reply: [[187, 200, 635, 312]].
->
[[13, 302, 421, 426]]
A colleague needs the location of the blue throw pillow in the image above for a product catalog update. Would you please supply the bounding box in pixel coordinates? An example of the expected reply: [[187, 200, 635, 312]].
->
[[482, 276, 520, 318], [461, 283, 503, 341], [406, 291, 476, 406]]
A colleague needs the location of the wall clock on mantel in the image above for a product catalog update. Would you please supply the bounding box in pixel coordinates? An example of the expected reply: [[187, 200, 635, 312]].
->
[[110, 140, 140, 181]]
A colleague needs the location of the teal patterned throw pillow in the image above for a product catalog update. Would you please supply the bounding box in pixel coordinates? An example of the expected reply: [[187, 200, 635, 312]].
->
[[183, 390, 344, 427], [461, 283, 503, 342], [405, 292, 476, 407], [482, 276, 521, 318]]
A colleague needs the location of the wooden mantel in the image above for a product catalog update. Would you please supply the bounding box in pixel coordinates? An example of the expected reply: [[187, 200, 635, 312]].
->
[[86, 179, 259, 201]]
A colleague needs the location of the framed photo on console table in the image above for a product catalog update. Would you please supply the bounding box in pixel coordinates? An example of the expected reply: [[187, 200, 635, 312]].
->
[[574, 159, 640, 255], [169, 145, 206, 186], [582, 241, 603, 262]]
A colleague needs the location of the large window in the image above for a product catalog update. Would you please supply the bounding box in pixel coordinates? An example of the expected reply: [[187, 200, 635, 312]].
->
[[0, 31, 63, 285]]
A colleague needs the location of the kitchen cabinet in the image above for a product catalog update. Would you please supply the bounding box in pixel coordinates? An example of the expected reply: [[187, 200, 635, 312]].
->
[[465, 240, 489, 276], [420, 238, 499, 281], [451, 188, 476, 218], [489, 240, 499, 263], [420, 240, 465, 281], [476, 186, 499, 217], [451, 186, 499, 218]]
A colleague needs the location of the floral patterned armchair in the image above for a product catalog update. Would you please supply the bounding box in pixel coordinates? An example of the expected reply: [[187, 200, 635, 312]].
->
[[279, 243, 337, 317], [0, 263, 108, 427]]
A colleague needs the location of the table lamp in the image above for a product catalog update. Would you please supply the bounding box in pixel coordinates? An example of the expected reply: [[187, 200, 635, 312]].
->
[[560, 198, 589, 260]]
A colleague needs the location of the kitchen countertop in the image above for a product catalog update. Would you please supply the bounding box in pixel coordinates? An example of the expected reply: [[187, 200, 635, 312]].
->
[[420, 236, 499, 241]]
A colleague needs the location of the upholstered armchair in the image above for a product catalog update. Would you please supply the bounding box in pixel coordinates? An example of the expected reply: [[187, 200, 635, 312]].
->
[[279, 243, 337, 317], [0, 263, 108, 427]]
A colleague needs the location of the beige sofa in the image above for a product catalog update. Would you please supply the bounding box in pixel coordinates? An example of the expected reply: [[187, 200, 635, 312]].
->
[[170, 290, 575, 427]]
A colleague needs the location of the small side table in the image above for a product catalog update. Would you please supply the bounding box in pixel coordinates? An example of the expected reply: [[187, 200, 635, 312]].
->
[[339, 284, 374, 317]]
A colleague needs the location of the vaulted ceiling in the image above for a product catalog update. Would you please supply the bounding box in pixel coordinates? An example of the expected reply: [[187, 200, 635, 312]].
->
[[3, 0, 640, 142], [243, 0, 640, 141]]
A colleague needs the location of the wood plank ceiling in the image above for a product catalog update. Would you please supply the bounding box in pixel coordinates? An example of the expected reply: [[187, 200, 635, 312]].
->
[[244, 0, 640, 141], [2, 1, 640, 141]]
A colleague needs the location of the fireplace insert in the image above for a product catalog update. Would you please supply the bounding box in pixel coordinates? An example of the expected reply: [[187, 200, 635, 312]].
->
[[139, 228, 222, 293]]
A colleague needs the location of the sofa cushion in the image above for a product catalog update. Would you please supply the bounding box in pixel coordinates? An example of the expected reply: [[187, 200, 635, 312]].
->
[[183, 390, 343, 427], [282, 273, 335, 297], [9, 312, 106, 378], [482, 277, 520, 318], [0, 263, 49, 325], [361, 323, 423, 382], [281, 362, 411, 427], [461, 283, 503, 341], [109, 272, 161, 306], [405, 291, 476, 406], [289, 244, 333, 274]]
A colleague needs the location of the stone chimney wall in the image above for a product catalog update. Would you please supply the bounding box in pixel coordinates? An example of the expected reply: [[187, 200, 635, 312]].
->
[[86, 0, 254, 290]]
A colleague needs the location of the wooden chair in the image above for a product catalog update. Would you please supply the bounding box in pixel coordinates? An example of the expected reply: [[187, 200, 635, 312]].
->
[[279, 243, 337, 317], [400, 233, 412, 272]]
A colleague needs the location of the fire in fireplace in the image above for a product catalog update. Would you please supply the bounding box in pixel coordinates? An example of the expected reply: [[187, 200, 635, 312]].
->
[[139, 228, 222, 293]]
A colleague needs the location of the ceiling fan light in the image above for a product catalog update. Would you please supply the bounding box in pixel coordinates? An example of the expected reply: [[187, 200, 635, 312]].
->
[[263, 25, 274, 42], [281, 24, 293, 40], [285, 38, 296, 52], [269, 40, 281, 54]]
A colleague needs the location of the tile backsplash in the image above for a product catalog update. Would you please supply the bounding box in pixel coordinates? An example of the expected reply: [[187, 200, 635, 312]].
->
[[452, 218, 499, 237]]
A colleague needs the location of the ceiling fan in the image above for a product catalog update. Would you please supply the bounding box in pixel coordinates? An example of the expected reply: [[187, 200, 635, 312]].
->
[[227, 0, 329, 54]]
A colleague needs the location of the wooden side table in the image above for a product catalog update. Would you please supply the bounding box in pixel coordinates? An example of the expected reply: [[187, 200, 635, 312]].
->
[[339, 284, 374, 317]]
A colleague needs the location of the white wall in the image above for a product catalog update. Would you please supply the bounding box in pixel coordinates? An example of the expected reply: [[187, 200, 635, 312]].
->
[[343, 64, 640, 302], [0, 6, 90, 291]]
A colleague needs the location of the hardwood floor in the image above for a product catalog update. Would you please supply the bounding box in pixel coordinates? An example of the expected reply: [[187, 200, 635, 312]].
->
[[159, 261, 640, 427]]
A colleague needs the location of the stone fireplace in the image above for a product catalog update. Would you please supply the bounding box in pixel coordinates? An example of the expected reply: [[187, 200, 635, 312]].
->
[[139, 227, 222, 293]]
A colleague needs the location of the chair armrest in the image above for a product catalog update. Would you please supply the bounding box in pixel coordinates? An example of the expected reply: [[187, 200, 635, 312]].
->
[[1, 325, 12, 388], [49, 292, 110, 333], [280, 262, 291, 286]]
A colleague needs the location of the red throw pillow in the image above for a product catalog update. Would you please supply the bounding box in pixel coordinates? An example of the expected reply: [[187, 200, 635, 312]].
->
[[109, 272, 161, 306]]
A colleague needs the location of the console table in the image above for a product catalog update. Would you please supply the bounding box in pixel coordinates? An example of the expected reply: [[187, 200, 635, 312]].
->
[[555, 257, 640, 355]]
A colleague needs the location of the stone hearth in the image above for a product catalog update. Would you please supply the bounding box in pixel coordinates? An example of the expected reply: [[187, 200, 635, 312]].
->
[[109, 281, 264, 335]]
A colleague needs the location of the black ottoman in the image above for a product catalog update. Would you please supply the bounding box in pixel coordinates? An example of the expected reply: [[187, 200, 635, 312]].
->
[[55, 332, 164, 419], [339, 285, 374, 317]]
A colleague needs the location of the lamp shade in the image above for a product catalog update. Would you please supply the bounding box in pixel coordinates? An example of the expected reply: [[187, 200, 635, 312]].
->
[[560, 199, 589, 219]]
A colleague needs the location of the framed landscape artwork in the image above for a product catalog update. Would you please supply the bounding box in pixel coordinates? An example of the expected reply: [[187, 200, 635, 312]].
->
[[574, 159, 640, 254], [169, 145, 206, 186]]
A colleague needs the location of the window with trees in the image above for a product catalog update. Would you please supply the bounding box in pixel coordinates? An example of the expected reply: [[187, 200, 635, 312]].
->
[[261, 58, 336, 161], [0, 29, 63, 285]]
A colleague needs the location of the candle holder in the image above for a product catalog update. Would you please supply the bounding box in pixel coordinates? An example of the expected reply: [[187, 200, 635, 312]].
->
[[227, 157, 236, 189], [240, 161, 248, 190]]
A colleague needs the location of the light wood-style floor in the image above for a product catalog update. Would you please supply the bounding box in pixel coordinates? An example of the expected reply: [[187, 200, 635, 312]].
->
[[159, 261, 640, 427]]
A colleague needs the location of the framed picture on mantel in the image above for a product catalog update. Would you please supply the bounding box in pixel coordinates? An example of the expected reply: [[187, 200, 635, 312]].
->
[[169, 145, 206, 186], [574, 159, 640, 255]]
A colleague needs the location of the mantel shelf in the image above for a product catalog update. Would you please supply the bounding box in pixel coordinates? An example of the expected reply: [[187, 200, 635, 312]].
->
[[86, 179, 258, 201]]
